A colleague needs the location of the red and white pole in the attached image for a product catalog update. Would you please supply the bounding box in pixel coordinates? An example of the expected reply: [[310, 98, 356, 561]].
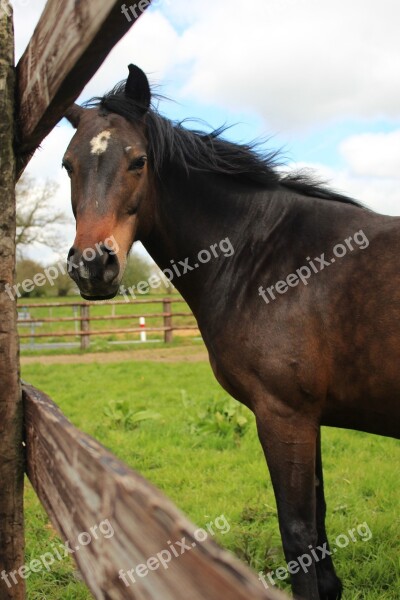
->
[[139, 317, 147, 342]]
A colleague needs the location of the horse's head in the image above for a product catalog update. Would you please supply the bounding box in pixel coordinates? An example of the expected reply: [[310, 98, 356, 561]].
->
[[63, 65, 153, 300]]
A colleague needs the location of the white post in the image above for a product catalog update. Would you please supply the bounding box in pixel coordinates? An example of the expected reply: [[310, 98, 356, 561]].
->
[[139, 316, 146, 342]]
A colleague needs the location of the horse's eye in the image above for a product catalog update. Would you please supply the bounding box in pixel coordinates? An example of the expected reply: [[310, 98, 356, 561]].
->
[[128, 156, 147, 171], [62, 159, 73, 176]]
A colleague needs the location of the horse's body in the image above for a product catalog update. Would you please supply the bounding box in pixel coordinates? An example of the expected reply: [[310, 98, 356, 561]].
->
[[63, 65, 400, 600]]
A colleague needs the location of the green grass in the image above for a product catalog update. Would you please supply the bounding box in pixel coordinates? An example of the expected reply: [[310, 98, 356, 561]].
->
[[21, 360, 400, 599]]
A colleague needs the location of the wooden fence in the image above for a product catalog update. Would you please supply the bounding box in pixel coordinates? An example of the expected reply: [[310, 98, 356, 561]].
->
[[0, 2, 288, 599], [23, 383, 288, 600], [17, 298, 199, 349]]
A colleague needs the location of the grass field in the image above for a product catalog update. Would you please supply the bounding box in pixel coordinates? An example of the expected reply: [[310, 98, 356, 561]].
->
[[20, 358, 400, 599]]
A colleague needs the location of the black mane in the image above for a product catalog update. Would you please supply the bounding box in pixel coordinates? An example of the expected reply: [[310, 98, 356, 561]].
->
[[87, 81, 363, 208]]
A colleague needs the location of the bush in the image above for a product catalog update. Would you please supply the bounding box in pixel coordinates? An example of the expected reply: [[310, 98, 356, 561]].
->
[[16, 259, 46, 297]]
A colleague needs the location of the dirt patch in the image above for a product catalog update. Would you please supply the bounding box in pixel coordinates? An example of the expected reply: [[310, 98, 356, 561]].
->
[[21, 345, 209, 366]]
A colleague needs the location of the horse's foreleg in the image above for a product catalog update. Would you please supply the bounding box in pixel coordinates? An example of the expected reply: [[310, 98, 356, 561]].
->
[[255, 408, 320, 600], [315, 431, 342, 600]]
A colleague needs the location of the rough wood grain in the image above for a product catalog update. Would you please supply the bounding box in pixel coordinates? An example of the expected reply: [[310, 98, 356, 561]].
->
[[16, 0, 150, 176], [0, 5, 25, 599], [23, 384, 287, 600]]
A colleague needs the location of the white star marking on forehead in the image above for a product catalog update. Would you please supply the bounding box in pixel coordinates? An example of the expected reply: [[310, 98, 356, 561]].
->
[[90, 130, 111, 155]]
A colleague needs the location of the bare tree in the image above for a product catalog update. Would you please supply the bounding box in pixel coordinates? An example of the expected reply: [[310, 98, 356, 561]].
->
[[16, 174, 70, 257]]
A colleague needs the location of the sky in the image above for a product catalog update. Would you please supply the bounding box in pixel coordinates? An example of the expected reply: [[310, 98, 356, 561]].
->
[[12, 0, 400, 263]]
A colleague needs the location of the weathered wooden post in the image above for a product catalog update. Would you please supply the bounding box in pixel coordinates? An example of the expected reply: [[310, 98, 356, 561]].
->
[[163, 298, 173, 343], [80, 304, 90, 350], [0, 4, 25, 598]]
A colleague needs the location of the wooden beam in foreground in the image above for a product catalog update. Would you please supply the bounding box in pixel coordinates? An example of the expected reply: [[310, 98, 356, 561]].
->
[[0, 5, 25, 599], [23, 384, 287, 600], [16, 0, 150, 176]]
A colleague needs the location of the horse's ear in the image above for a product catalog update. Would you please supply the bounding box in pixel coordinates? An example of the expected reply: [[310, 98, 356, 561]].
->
[[65, 104, 83, 128], [125, 64, 151, 112]]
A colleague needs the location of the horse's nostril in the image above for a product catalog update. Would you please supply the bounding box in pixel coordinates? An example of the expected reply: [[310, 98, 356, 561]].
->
[[102, 249, 119, 284], [99, 244, 115, 260], [67, 247, 80, 275], [67, 247, 76, 260], [98, 243, 117, 264]]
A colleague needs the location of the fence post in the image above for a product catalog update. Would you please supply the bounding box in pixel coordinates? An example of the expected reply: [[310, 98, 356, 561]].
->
[[0, 5, 26, 598], [163, 298, 173, 343], [80, 304, 90, 350], [73, 305, 79, 337]]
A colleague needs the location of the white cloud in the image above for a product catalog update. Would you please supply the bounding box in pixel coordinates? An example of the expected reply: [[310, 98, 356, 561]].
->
[[27, 125, 74, 181], [167, 0, 400, 130], [12, 1, 44, 60], [17, 0, 400, 130], [291, 161, 400, 216], [77, 10, 180, 101], [329, 172, 400, 216], [340, 130, 400, 179]]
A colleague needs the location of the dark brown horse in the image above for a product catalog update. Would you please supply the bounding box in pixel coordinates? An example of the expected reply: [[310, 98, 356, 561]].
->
[[63, 65, 400, 600]]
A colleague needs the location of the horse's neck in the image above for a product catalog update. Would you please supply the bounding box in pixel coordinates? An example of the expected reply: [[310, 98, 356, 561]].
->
[[166, 171, 235, 236], [145, 171, 299, 263], [143, 170, 253, 310]]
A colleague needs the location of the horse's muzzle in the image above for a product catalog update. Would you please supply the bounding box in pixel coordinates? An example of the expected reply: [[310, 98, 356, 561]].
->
[[67, 244, 120, 300]]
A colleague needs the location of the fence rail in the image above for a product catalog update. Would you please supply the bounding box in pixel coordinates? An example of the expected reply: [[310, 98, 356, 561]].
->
[[23, 383, 284, 600], [17, 297, 199, 349]]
